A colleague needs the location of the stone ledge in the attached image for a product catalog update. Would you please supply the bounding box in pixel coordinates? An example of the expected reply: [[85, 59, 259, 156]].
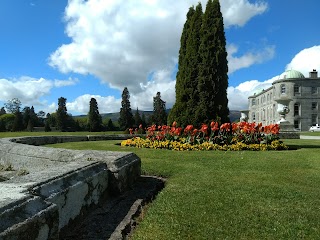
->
[[0, 135, 141, 240]]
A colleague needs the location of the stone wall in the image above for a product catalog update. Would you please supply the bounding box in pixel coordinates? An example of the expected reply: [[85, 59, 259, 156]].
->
[[0, 135, 140, 240]]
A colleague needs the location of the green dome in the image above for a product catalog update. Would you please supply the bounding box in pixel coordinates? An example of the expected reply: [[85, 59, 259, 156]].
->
[[278, 70, 305, 80]]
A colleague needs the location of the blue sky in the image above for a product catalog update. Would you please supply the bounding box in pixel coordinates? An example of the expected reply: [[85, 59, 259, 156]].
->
[[1, 0, 320, 115]]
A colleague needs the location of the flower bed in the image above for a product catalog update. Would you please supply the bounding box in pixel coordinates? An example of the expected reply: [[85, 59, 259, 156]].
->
[[121, 122, 288, 151]]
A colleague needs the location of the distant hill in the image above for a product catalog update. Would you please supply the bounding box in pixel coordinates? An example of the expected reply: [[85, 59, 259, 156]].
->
[[75, 109, 241, 124]]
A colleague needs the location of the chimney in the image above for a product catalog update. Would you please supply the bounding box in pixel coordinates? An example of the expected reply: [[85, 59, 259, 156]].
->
[[309, 69, 318, 78]]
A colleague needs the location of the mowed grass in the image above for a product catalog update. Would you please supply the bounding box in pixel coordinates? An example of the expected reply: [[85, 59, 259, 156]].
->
[[44, 138, 320, 239], [2, 132, 320, 239]]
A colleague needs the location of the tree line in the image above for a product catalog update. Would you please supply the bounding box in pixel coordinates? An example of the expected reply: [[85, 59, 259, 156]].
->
[[0, 89, 167, 132]]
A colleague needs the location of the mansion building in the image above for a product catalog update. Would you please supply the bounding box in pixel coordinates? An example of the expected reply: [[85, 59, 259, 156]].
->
[[247, 69, 320, 131]]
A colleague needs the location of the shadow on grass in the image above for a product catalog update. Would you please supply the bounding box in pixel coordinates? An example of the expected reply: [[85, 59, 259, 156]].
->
[[287, 144, 320, 150], [59, 176, 165, 240]]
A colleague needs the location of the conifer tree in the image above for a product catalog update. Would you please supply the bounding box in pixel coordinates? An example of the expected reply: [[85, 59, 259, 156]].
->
[[118, 87, 134, 130], [168, 6, 195, 126], [106, 119, 114, 131], [29, 106, 37, 128], [22, 106, 31, 129], [170, 0, 229, 127], [56, 97, 68, 131], [12, 108, 24, 131], [182, 3, 203, 126], [44, 119, 51, 132], [196, 0, 229, 124], [134, 108, 142, 127], [141, 113, 147, 127], [152, 92, 167, 126], [88, 98, 102, 132]]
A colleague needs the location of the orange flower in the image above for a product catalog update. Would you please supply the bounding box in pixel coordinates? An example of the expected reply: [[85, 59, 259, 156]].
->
[[200, 124, 208, 135], [184, 125, 194, 133], [172, 121, 177, 127], [174, 127, 182, 136], [210, 121, 219, 131], [220, 123, 231, 131], [232, 123, 239, 132]]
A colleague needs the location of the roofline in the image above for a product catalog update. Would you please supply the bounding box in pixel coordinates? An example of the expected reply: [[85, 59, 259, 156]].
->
[[248, 85, 273, 98]]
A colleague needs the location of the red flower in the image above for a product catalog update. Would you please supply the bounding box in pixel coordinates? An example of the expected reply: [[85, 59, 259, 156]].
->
[[172, 121, 177, 127], [139, 124, 143, 129]]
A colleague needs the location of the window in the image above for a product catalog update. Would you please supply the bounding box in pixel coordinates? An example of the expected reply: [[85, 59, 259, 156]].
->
[[294, 84, 300, 95], [294, 120, 300, 129], [252, 99, 256, 106], [312, 87, 317, 94], [273, 104, 276, 118], [252, 113, 256, 121], [312, 102, 317, 110], [281, 84, 286, 94], [312, 114, 318, 125], [294, 103, 300, 116]]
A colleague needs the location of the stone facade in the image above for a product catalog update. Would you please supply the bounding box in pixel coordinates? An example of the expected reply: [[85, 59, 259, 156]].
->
[[248, 69, 320, 131]]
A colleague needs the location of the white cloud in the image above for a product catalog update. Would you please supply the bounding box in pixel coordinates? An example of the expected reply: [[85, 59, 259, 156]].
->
[[49, 0, 268, 96], [221, 0, 268, 27], [285, 45, 320, 76], [66, 94, 121, 114], [0, 76, 77, 112], [227, 76, 277, 110], [227, 44, 275, 74]]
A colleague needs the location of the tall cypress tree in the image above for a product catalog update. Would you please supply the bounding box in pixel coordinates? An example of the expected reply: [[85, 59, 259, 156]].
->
[[196, 0, 229, 124], [183, 3, 203, 126], [118, 87, 134, 130], [168, 6, 195, 126], [88, 98, 102, 132]]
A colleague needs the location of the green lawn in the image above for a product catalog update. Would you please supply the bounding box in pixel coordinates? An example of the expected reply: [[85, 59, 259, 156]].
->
[[0, 131, 121, 138], [47, 138, 320, 239], [2, 132, 320, 239], [301, 131, 320, 136]]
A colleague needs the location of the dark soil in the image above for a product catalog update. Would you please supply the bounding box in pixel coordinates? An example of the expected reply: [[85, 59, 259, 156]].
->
[[59, 176, 165, 240]]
